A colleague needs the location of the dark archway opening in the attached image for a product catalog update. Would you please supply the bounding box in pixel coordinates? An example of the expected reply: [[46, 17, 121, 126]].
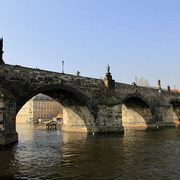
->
[[170, 100, 180, 124]]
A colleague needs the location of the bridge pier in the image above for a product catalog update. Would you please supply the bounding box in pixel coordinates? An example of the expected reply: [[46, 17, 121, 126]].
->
[[121, 94, 175, 130], [62, 106, 97, 132], [170, 101, 180, 125], [173, 107, 180, 125], [95, 66, 124, 133], [62, 104, 124, 133], [152, 95, 175, 128], [0, 88, 18, 145], [96, 104, 124, 133]]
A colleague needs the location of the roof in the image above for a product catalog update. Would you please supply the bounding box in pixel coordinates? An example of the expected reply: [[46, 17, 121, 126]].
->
[[172, 89, 180, 93], [32, 93, 54, 101], [56, 113, 63, 118]]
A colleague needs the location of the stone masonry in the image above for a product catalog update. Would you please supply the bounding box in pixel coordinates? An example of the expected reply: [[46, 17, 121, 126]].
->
[[1, 41, 180, 144], [1, 62, 180, 144]]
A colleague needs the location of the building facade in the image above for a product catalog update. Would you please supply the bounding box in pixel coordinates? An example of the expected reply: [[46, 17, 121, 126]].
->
[[16, 94, 63, 123]]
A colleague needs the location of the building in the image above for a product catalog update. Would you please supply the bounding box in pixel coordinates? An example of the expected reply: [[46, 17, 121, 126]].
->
[[16, 94, 63, 123], [172, 89, 180, 93]]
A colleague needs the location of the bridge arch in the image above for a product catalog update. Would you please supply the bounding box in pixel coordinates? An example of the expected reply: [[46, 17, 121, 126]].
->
[[16, 84, 98, 132], [122, 94, 152, 129], [169, 99, 180, 124], [122, 93, 150, 107]]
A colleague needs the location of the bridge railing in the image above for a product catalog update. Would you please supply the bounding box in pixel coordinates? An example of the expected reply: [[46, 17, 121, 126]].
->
[[131, 83, 171, 92], [138, 84, 179, 93]]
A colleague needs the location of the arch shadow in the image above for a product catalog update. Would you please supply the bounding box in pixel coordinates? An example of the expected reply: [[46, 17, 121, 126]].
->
[[16, 84, 98, 132], [17, 84, 97, 118], [122, 94, 153, 128], [122, 93, 150, 107], [170, 99, 180, 123]]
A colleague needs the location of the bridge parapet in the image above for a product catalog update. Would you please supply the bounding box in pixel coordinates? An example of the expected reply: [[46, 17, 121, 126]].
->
[[0, 64, 104, 109]]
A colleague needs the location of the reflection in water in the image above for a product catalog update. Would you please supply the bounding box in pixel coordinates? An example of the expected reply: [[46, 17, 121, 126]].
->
[[0, 123, 180, 179], [122, 130, 180, 179], [0, 144, 19, 179]]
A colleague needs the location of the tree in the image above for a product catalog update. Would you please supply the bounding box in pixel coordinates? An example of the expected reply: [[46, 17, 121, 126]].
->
[[137, 77, 149, 87]]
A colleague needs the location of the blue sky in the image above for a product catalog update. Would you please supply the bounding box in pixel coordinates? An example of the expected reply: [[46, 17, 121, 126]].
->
[[1, 0, 180, 89]]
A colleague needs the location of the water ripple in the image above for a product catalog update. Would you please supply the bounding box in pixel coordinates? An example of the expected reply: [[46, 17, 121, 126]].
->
[[0, 124, 180, 179]]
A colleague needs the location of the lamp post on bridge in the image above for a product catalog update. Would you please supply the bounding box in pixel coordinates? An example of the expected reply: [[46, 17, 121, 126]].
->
[[0, 37, 5, 64], [62, 60, 64, 74]]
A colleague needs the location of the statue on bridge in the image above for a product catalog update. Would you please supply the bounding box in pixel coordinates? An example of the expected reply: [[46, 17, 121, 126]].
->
[[104, 64, 115, 96], [107, 64, 110, 73], [0, 38, 5, 64]]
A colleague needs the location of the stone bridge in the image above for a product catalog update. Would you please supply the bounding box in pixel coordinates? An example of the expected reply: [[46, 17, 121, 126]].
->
[[1, 40, 180, 145]]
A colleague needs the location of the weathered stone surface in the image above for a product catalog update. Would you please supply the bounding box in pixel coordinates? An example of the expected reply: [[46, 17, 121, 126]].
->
[[122, 105, 152, 125], [152, 94, 174, 127], [0, 63, 180, 144], [0, 88, 18, 145], [62, 106, 96, 132], [96, 104, 124, 132], [0, 131, 18, 145]]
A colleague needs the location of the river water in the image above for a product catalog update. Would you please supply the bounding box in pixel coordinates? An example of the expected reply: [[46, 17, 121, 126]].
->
[[0, 123, 180, 179]]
